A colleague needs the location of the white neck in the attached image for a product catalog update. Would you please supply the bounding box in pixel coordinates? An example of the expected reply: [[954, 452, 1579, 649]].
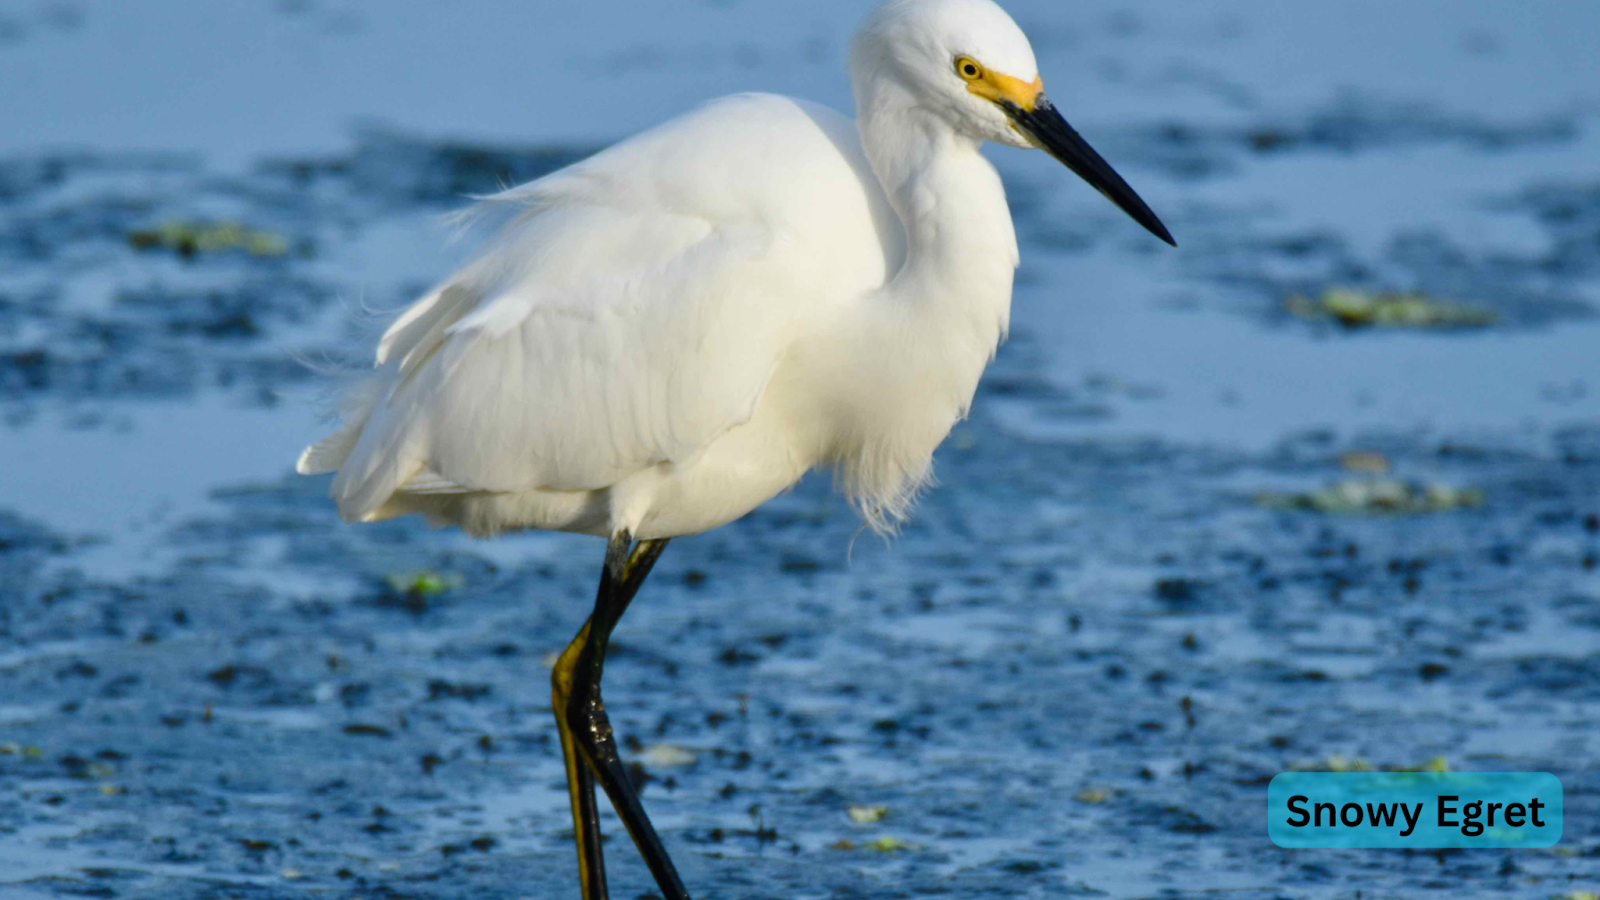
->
[[858, 89, 1019, 321], [818, 74, 1019, 531], [855, 76, 1018, 397]]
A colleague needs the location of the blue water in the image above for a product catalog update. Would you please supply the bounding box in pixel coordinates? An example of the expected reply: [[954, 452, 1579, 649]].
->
[[1, 2, 1598, 897]]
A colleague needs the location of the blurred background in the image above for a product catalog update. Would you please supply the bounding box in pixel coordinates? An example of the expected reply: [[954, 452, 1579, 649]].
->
[[0, 2, 1596, 898]]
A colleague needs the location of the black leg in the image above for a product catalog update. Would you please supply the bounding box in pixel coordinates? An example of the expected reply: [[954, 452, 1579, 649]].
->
[[553, 532, 686, 900]]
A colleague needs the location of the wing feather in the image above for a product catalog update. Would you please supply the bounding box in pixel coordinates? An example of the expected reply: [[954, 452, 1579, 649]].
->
[[304, 93, 901, 525]]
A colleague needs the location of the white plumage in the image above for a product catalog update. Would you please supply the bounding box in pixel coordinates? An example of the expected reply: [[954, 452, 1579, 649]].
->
[[299, 0, 1170, 542], [298, 3, 1174, 897]]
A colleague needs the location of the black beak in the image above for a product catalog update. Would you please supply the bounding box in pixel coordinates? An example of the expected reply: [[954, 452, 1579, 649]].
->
[[1004, 96, 1175, 247]]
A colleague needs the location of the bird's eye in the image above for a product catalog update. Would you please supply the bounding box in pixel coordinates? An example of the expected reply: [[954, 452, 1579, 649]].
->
[[955, 56, 983, 81]]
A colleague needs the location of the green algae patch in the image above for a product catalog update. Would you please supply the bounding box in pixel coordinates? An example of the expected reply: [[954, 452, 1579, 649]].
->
[[846, 804, 888, 824], [1291, 754, 1450, 773], [381, 569, 466, 613], [1256, 478, 1484, 515], [1292, 753, 1376, 773], [129, 219, 290, 259], [1391, 756, 1451, 774], [1286, 288, 1498, 329], [831, 835, 917, 852], [384, 569, 462, 596]]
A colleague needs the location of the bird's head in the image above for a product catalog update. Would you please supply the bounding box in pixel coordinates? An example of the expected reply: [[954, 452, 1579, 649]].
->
[[851, 0, 1174, 246]]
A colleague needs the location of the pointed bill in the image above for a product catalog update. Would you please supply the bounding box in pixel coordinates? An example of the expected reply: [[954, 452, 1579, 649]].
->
[[1002, 95, 1175, 246]]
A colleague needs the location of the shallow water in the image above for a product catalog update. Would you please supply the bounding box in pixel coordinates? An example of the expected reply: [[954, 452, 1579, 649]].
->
[[1, 2, 1598, 898]]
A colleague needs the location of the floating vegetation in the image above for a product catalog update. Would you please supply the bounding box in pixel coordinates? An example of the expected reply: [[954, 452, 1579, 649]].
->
[[1292, 755, 1449, 773], [128, 219, 290, 259], [1285, 288, 1498, 329], [1074, 788, 1112, 804], [380, 568, 464, 613], [1338, 450, 1391, 474], [1392, 757, 1451, 774], [1293, 754, 1374, 773], [846, 804, 888, 824], [639, 743, 699, 768], [1256, 478, 1484, 515], [342, 723, 393, 738], [830, 835, 916, 852], [384, 569, 463, 597]]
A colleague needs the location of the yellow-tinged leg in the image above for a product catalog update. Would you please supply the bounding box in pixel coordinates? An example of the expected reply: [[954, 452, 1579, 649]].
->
[[553, 532, 685, 900], [553, 619, 607, 900]]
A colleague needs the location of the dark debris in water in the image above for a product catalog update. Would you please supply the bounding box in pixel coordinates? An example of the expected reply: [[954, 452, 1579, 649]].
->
[[1284, 287, 1498, 329], [1113, 93, 1579, 183], [127, 219, 293, 260], [1255, 476, 1486, 515], [1, 404, 1597, 898], [1509, 180, 1600, 279], [0, 276, 333, 404], [1184, 223, 1597, 332], [1069, 95, 1600, 334], [0, 132, 611, 414], [261, 128, 598, 209]]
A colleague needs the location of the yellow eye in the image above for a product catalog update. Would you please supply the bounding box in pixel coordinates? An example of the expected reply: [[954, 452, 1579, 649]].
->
[[954, 56, 983, 81]]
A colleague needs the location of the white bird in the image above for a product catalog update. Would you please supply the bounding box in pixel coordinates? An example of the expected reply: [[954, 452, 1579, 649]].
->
[[297, 0, 1172, 897]]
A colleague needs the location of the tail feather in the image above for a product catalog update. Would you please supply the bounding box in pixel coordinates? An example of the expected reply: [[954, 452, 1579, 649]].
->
[[301, 272, 484, 515], [296, 426, 361, 475], [294, 373, 385, 476]]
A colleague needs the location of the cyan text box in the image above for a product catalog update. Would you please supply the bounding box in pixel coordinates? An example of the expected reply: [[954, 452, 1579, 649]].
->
[[1268, 772, 1561, 849]]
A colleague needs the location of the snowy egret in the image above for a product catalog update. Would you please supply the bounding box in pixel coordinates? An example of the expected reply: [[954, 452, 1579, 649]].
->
[[298, 0, 1172, 895]]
